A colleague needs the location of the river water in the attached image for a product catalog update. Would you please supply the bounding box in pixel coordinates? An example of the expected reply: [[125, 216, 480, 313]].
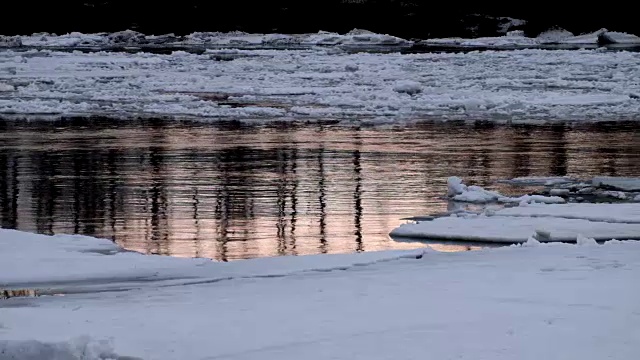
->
[[0, 119, 638, 260]]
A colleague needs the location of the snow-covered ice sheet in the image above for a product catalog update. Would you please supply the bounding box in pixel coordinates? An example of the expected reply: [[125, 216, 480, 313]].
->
[[0, 229, 424, 290], [390, 215, 640, 242], [1, 229, 639, 360], [2, 47, 640, 122], [495, 203, 640, 224]]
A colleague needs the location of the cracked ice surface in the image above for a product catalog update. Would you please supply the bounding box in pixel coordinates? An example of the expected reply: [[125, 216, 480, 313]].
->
[[1, 48, 640, 122]]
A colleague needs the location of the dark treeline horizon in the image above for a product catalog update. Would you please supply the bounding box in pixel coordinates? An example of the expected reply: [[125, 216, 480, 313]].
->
[[3, 1, 638, 38]]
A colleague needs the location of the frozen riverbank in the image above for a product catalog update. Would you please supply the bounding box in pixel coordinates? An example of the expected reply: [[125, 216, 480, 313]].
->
[[1, 228, 639, 359]]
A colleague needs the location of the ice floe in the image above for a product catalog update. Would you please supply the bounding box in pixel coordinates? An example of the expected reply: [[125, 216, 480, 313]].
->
[[447, 176, 565, 204], [495, 203, 640, 224], [394, 176, 640, 243], [591, 176, 640, 191], [498, 176, 640, 202], [390, 215, 640, 242]]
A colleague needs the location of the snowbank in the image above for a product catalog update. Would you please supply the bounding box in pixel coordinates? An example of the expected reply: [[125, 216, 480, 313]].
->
[[1, 228, 639, 360]]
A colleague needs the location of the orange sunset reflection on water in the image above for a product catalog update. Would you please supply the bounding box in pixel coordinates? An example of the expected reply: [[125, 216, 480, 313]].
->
[[1, 120, 639, 260]]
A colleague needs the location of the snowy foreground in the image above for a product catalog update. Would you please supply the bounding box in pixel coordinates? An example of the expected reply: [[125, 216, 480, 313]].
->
[[2, 45, 640, 122], [1, 229, 640, 360]]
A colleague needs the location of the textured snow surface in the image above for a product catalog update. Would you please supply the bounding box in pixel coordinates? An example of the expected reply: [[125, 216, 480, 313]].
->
[[1, 229, 639, 360], [2, 48, 640, 122]]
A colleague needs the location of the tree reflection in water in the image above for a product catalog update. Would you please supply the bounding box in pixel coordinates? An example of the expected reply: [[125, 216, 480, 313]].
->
[[0, 119, 638, 260]]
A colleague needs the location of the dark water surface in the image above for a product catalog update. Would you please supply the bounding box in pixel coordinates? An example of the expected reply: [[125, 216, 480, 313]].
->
[[0, 120, 638, 260]]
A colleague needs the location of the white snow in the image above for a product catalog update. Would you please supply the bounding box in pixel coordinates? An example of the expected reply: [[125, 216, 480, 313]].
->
[[592, 176, 640, 191], [2, 46, 640, 122], [2, 229, 639, 360], [447, 176, 565, 204], [390, 215, 640, 242]]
